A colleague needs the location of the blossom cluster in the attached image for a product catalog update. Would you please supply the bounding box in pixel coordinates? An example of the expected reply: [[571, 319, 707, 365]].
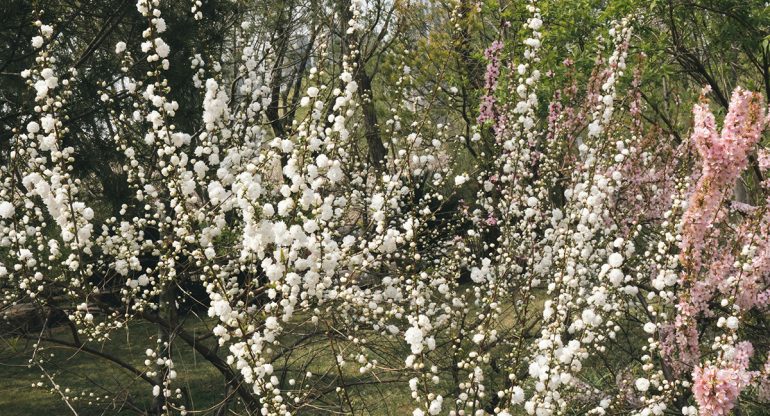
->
[[2, 0, 770, 415]]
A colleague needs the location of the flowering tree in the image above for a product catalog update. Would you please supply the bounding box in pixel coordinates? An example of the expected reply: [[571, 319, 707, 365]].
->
[[2, 0, 770, 415]]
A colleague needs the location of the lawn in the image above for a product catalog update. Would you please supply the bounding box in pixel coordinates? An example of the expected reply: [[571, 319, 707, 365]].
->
[[0, 290, 650, 415], [0, 314, 418, 415], [0, 319, 225, 415]]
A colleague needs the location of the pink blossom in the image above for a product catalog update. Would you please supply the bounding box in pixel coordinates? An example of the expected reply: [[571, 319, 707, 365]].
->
[[477, 95, 496, 124], [477, 41, 504, 125], [485, 214, 497, 226], [758, 149, 770, 172], [680, 88, 765, 271], [692, 364, 752, 415]]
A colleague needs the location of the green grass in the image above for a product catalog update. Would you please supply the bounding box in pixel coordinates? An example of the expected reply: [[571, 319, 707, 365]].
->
[[0, 320, 225, 415], [0, 314, 419, 415], [0, 290, 674, 416], [0, 286, 535, 415]]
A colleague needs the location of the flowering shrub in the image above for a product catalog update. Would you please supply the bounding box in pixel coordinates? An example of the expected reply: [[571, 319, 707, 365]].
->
[[2, 0, 770, 415]]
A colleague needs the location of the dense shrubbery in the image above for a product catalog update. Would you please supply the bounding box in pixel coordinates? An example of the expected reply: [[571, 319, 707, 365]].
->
[[2, 0, 770, 415]]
